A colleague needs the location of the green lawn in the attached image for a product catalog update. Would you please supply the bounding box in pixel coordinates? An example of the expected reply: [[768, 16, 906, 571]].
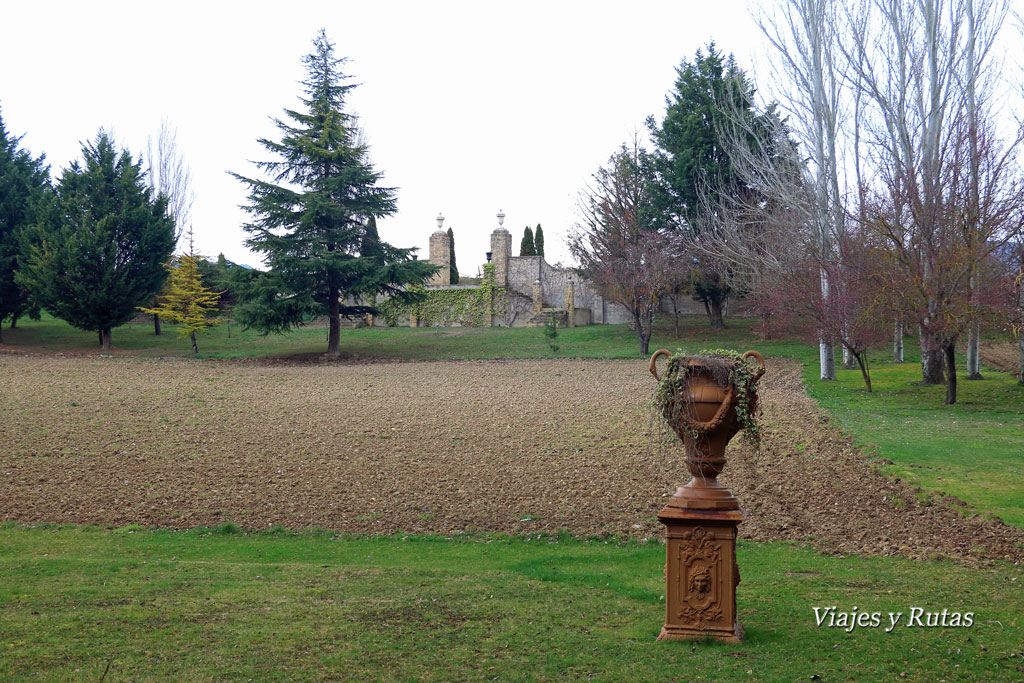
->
[[0, 312, 810, 361], [798, 350, 1024, 529], [1, 525, 1020, 681]]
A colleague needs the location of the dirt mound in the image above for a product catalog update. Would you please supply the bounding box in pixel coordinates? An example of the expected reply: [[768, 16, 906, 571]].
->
[[0, 355, 1020, 565]]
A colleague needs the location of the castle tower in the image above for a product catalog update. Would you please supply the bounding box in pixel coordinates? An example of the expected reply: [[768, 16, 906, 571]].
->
[[428, 213, 451, 287], [489, 209, 511, 288]]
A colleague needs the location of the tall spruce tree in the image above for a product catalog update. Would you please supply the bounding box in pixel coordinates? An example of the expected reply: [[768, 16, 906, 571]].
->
[[17, 131, 174, 349], [447, 226, 459, 284], [534, 223, 545, 257], [647, 43, 768, 329], [0, 108, 51, 342], [520, 226, 536, 256], [231, 30, 435, 356]]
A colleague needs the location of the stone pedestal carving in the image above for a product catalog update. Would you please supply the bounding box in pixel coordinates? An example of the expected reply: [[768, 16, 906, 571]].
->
[[532, 279, 543, 313], [658, 508, 744, 642]]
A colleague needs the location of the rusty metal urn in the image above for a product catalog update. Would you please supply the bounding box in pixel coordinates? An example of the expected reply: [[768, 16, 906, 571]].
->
[[648, 349, 765, 644]]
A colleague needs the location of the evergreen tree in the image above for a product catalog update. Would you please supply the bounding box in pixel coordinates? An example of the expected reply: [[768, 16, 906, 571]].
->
[[230, 30, 436, 356], [647, 43, 770, 329], [140, 228, 221, 353], [447, 226, 459, 284], [0, 107, 50, 342], [360, 216, 384, 264], [520, 226, 536, 256], [534, 223, 545, 257], [17, 131, 174, 349]]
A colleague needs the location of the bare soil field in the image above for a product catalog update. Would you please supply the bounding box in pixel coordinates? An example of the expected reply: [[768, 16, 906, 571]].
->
[[1, 354, 1021, 564], [981, 341, 1022, 379]]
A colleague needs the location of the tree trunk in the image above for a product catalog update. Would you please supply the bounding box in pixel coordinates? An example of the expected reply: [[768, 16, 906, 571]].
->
[[842, 344, 857, 370], [1015, 245, 1024, 385], [100, 328, 112, 350], [943, 340, 957, 405], [966, 320, 982, 379], [327, 290, 341, 357], [671, 299, 680, 339], [919, 328, 945, 384], [1018, 334, 1024, 386], [893, 319, 904, 362], [0, 325, 4, 344], [853, 349, 872, 392], [153, 313, 162, 336], [10, 314, 18, 329], [707, 296, 726, 330], [98, 330, 103, 347], [633, 307, 652, 356], [819, 340, 836, 381], [190, 331, 198, 354]]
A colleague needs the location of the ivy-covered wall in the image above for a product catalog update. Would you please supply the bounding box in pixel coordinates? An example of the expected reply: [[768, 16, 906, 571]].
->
[[377, 263, 506, 327]]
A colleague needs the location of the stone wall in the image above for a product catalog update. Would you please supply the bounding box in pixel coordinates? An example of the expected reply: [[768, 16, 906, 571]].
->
[[365, 219, 718, 327]]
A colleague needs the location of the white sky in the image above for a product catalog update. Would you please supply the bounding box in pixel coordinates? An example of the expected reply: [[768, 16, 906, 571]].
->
[[1, 0, 774, 273]]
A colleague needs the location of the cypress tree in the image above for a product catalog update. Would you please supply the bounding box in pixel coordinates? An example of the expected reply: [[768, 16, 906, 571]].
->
[[231, 30, 436, 356], [447, 226, 459, 284], [0, 108, 51, 342], [360, 216, 384, 264], [17, 130, 174, 349], [534, 223, 545, 257], [520, 226, 535, 256]]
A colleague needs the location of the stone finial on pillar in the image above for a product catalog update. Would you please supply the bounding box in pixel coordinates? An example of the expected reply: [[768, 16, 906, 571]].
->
[[565, 279, 575, 327], [428, 213, 451, 287], [490, 210, 511, 288], [532, 278, 543, 313]]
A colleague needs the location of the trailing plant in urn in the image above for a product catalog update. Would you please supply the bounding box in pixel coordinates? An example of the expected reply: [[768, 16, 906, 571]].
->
[[649, 347, 765, 511], [653, 348, 763, 448]]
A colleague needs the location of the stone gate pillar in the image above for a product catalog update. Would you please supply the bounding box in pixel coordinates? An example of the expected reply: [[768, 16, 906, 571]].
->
[[490, 210, 511, 288], [565, 279, 575, 328], [428, 214, 451, 287]]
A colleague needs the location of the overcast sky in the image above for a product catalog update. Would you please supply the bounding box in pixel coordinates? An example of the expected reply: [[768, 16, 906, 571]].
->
[[5, 1, 1020, 275], [0, 0, 779, 273]]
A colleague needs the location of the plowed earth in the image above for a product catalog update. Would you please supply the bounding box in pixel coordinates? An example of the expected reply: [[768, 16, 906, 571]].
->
[[980, 341, 1022, 379], [1, 355, 1021, 565]]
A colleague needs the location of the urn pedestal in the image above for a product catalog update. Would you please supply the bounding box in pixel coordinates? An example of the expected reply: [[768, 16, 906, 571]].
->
[[649, 349, 764, 644], [657, 506, 744, 643]]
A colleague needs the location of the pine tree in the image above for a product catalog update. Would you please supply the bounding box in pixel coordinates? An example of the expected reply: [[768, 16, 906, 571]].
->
[[520, 226, 536, 256], [17, 130, 174, 349], [534, 223, 545, 257], [230, 30, 436, 356], [140, 228, 221, 353], [447, 226, 459, 284], [0, 107, 51, 342]]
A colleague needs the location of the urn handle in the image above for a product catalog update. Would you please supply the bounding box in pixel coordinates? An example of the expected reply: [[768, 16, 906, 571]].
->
[[649, 349, 671, 381], [741, 350, 766, 383]]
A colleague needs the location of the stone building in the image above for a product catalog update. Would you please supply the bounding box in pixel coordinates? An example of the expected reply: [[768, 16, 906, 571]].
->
[[378, 210, 707, 328]]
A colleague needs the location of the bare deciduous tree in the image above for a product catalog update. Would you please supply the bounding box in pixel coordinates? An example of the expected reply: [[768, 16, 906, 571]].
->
[[146, 119, 196, 335], [146, 118, 195, 247], [569, 139, 678, 355], [756, 0, 849, 380]]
